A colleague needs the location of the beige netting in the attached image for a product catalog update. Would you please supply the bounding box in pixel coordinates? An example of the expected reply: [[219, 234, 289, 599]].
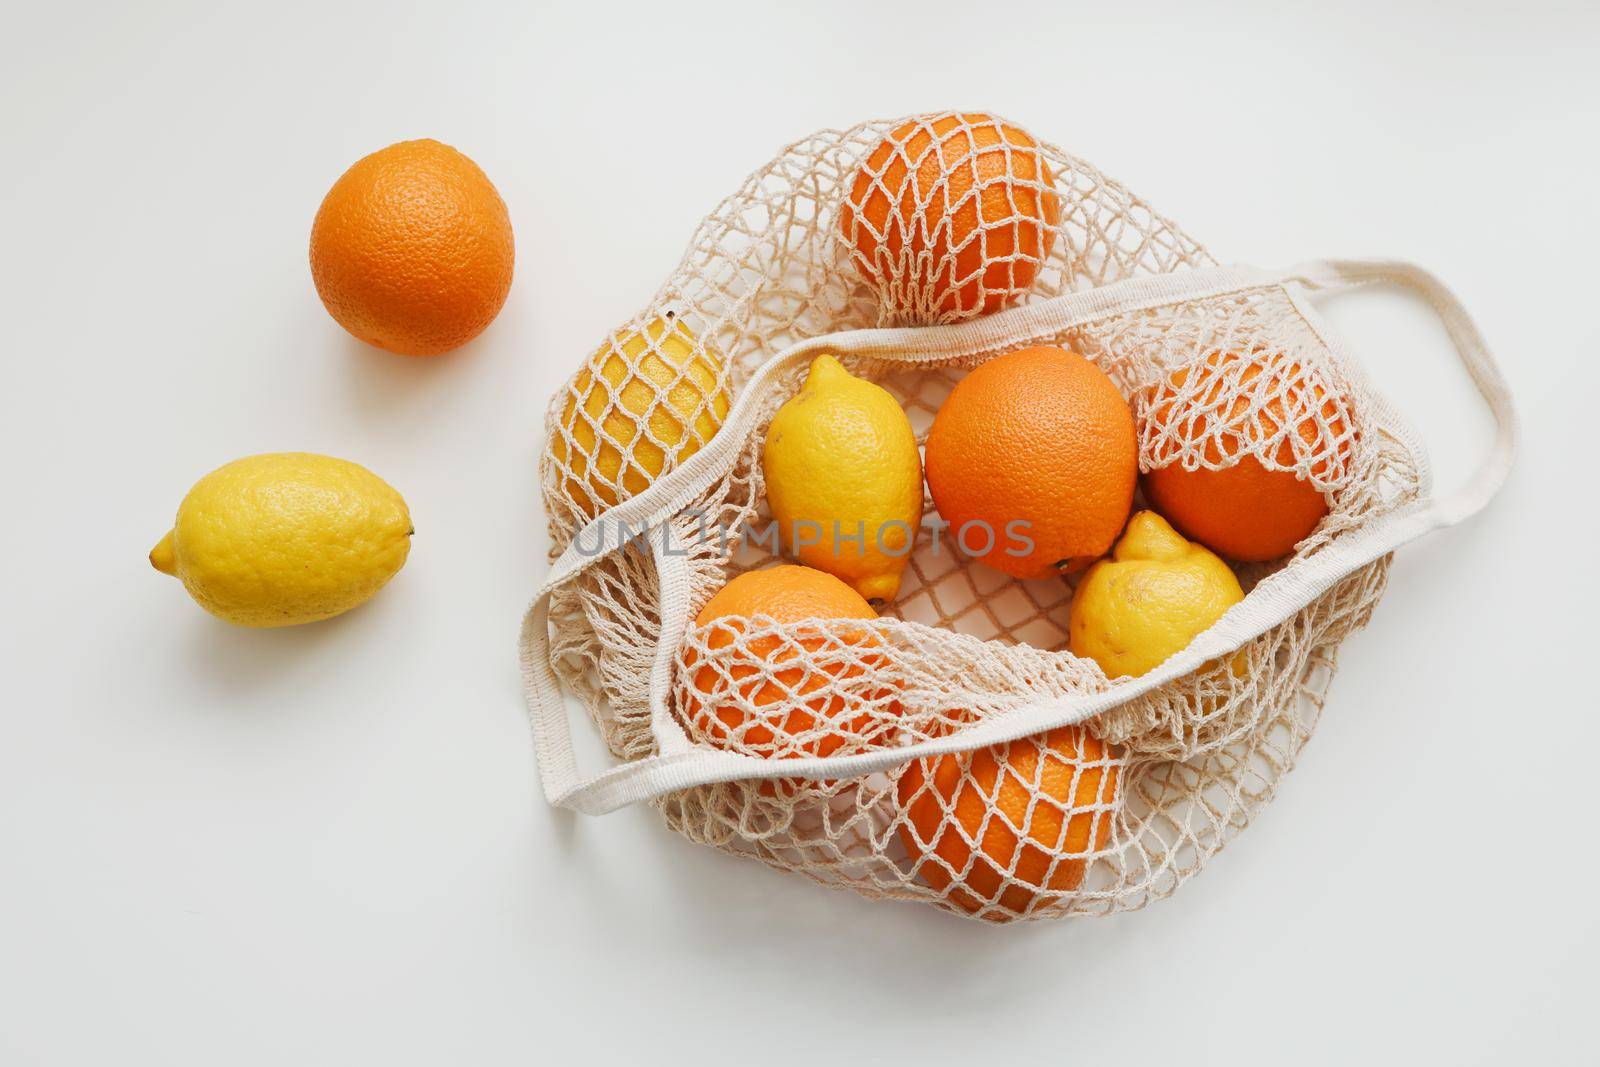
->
[[534, 112, 1424, 922]]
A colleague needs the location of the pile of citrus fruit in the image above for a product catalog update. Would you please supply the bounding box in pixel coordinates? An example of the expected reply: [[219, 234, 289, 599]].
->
[[149, 115, 1355, 919], [547, 112, 1357, 917]]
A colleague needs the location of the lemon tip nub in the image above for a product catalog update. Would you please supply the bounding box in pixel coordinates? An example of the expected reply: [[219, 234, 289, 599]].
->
[[149, 530, 177, 576]]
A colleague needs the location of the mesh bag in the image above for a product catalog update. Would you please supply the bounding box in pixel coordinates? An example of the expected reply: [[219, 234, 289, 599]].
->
[[521, 113, 1516, 922]]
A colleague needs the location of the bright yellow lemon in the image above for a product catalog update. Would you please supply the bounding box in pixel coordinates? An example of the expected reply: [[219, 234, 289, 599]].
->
[[151, 453, 412, 627], [762, 355, 923, 602], [1068, 510, 1244, 678]]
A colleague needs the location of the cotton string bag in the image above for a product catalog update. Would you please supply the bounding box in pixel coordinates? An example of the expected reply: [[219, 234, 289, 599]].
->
[[521, 113, 1517, 922]]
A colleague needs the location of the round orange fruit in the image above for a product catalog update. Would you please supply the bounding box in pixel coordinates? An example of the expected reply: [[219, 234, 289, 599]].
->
[[840, 112, 1061, 322], [897, 724, 1120, 918], [310, 139, 514, 356], [924, 345, 1137, 579], [679, 565, 893, 760], [1141, 350, 1354, 562]]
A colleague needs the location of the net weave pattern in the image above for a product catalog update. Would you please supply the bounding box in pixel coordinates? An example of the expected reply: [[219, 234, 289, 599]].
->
[[536, 114, 1421, 921]]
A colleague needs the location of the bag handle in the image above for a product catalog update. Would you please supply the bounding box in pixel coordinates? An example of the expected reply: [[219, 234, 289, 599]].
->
[[1281, 258, 1518, 528], [520, 257, 1517, 816]]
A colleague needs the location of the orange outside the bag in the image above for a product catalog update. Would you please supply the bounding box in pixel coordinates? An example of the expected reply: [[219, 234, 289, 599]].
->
[[897, 724, 1121, 918], [841, 112, 1061, 320], [310, 139, 514, 356]]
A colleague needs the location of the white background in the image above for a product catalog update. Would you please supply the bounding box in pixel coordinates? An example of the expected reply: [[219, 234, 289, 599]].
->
[[2, 1, 1595, 1063]]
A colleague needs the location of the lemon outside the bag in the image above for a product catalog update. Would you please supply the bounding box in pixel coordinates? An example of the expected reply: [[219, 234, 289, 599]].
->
[[151, 452, 412, 627]]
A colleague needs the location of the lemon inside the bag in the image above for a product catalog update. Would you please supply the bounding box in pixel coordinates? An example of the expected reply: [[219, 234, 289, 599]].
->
[[553, 315, 730, 517]]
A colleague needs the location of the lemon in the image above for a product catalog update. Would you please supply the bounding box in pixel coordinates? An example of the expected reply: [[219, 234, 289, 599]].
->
[[1068, 510, 1244, 678], [762, 354, 923, 602], [552, 314, 730, 517], [150, 453, 412, 627]]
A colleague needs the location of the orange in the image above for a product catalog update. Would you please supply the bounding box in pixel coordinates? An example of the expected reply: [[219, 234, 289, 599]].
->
[[1141, 350, 1354, 562], [897, 724, 1120, 918], [310, 139, 514, 356], [923, 345, 1137, 579], [679, 565, 893, 761], [840, 112, 1061, 321]]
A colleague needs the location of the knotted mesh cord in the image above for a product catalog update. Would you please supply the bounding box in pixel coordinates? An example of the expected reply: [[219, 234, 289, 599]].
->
[[537, 113, 1423, 921]]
